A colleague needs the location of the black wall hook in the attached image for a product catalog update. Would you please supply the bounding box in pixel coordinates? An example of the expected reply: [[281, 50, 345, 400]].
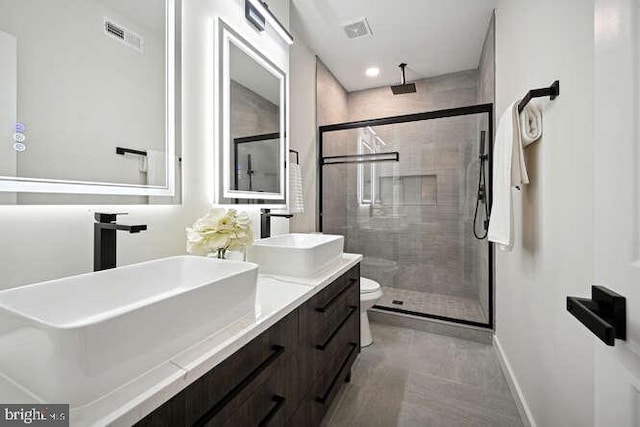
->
[[567, 286, 626, 346]]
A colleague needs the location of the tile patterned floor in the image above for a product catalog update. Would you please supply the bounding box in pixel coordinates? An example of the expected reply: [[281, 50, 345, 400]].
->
[[377, 287, 487, 324], [323, 322, 523, 427]]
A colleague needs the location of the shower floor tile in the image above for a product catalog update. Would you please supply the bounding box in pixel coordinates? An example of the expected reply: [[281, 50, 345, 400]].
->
[[377, 287, 487, 324]]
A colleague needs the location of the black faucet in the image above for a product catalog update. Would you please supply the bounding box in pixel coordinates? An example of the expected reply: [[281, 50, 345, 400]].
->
[[260, 209, 293, 239], [94, 213, 147, 271]]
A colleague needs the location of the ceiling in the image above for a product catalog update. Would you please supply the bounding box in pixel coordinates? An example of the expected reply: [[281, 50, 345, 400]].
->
[[291, 0, 498, 92]]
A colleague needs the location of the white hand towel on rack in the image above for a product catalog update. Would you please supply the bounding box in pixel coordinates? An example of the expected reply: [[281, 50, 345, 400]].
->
[[488, 101, 529, 251], [520, 102, 543, 146], [288, 162, 304, 214]]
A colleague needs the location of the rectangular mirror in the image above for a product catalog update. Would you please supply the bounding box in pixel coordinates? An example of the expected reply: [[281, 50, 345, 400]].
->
[[216, 18, 287, 205], [0, 0, 180, 204]]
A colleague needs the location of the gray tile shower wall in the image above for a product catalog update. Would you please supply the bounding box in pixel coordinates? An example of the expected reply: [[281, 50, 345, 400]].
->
[[473, 12, 495, 320], [317, 59, 350, 235], [231, 80, 279, 138], [333, 71, 486, 305], [229, 80, 280, 192], [318, 51, 495, 323], [347, 70, 479, 122], [478, 13, 496, 107]]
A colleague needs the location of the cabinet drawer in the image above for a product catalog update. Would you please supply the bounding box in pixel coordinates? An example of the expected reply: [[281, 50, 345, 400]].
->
[[220, 353, 299, 427], [288, 340, 358, 427], [313, 340, 358, 407], [312, 265, 360, 315], [136, 310, 298, 427], [314, 305, 358, 376], [185, 310, 298, 426], [304, 267, 359, 345], [299, 265, 360, 388]]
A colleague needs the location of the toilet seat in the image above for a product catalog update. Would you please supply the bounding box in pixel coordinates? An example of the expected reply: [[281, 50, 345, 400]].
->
[[360, 277, 381, 294]]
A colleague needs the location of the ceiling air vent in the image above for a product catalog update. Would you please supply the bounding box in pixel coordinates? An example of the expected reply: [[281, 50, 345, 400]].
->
[[343, 17, 373, 39], [104, 18, 143, 53]]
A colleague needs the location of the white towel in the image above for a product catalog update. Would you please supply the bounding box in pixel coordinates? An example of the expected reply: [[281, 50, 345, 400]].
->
[[520, 102, 543, 146], [488, 101, 529, 251], [288, 163, 304, 214]]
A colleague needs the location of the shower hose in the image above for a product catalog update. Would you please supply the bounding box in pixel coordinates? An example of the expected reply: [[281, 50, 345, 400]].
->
[[473, 153, 490, 240]]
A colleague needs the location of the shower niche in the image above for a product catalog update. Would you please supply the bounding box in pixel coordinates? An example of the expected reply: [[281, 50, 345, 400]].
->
[[319, 105, 494, 328], [378, 175, 438, 206]]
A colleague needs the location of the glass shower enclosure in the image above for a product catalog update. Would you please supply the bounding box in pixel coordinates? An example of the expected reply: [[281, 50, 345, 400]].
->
[[319, 104, 494, 328]]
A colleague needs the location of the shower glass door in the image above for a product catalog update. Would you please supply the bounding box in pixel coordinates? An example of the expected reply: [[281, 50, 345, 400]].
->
[[319, 105, 494, 328]]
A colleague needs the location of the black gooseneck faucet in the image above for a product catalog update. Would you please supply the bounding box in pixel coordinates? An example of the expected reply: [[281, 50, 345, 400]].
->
[[94, 213, 147, 271], [260, 209, 293, 239]]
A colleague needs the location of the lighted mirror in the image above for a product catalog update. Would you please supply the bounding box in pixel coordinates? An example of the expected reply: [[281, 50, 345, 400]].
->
[[0, 0, 180, 204], [216, 18, 287, 205]]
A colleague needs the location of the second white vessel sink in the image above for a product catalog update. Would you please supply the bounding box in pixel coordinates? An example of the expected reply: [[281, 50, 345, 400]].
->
[[247, 233, 344, 277], [0, 255, 258, 407]]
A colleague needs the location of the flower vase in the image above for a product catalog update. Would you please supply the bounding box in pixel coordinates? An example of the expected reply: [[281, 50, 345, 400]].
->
[[216, 248, 228, 259]]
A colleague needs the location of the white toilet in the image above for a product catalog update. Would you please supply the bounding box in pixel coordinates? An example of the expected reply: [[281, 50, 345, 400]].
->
[[360, 277, 383, 347]]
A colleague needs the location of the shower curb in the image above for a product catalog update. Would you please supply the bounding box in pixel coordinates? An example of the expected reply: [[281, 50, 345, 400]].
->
[[369, 309, 492, 344]]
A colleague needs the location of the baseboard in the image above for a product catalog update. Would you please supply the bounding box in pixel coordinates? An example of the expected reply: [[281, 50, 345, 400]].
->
[[493, 335, 536, 427]]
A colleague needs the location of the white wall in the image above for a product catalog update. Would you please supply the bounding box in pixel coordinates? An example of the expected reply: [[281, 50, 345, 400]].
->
[[288, 27, 317, 232], [494, 0, 595, 426], [0, 0, 290, 290]]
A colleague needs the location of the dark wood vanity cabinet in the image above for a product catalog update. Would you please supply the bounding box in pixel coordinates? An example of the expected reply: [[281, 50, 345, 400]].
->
[[136, 264, 360, 427], [291, 265, 360, 426]]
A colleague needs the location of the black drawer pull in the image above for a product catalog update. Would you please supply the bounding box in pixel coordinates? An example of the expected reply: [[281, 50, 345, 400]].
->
[[192, 345, 285, 427], [316, 278, 358, 313], [316, 343, 358, 404], [316, 306, 357, 350], [258, 395, 286, 427]]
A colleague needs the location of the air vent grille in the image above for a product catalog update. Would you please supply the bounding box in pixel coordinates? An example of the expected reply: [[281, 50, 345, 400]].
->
[[104, 18, 144, 53], [343, 17, 373, 39], [105, 21, 125, 40]]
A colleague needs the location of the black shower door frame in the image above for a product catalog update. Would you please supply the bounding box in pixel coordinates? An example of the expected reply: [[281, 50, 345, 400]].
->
[[318, 103, 495, 329]]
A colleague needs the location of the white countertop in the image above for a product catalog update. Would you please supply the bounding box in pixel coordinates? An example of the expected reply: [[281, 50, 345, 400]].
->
[[0, 253, 362, 426]]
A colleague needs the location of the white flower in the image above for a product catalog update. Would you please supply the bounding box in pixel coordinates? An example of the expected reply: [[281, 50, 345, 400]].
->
[[186, 208, 254, 256], [235, 211, 251, 229]]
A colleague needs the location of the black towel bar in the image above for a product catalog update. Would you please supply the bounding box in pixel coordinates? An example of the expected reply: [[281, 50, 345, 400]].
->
[[518, 80, 560, 113], [116, 146, 147, 157]]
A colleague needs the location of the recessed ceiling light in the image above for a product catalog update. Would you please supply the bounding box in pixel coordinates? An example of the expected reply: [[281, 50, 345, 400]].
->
[[366, 67, 380, 77]]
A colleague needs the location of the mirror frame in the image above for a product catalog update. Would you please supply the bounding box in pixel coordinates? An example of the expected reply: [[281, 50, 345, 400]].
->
[[216, 18, 288, 203], [0, 0, 180, 198]]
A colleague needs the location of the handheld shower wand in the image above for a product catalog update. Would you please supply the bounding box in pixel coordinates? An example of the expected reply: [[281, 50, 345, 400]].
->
[[473, 131, 490, 239]]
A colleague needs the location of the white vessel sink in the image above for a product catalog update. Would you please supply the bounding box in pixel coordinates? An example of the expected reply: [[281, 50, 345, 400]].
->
[[248, 233, 344, 277], [0, 256, 258, 407]]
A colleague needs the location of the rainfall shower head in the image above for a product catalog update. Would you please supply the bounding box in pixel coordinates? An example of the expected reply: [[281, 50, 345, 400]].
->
[[390, 63, 417, 95]]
